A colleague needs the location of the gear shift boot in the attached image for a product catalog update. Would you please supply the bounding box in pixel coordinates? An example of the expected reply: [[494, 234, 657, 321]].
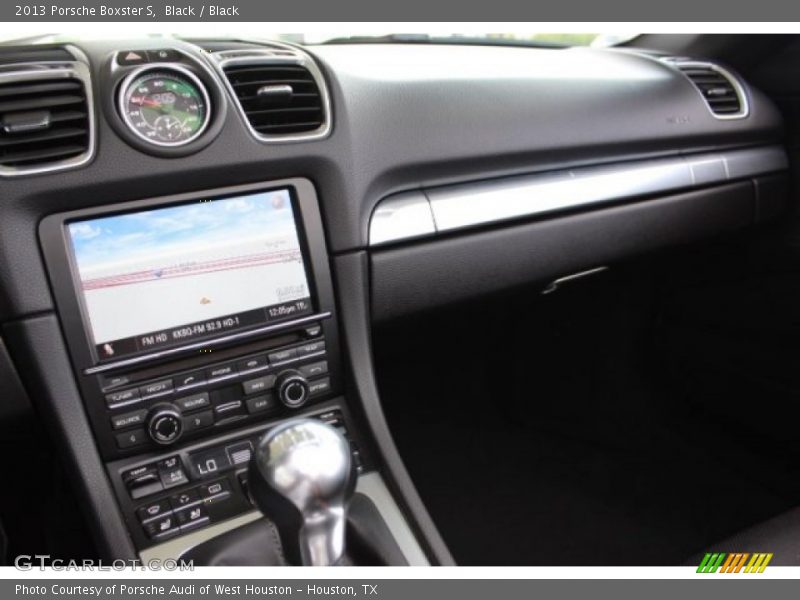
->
[[181, 492, 408, 566]]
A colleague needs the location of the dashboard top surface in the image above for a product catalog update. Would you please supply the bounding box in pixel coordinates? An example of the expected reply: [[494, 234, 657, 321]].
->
[[0, 37, 785, 319]]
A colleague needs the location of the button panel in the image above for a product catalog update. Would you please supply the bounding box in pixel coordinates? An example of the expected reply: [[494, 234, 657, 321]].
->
[[102, 333, 329, 433], [121, 408, 364, 549]]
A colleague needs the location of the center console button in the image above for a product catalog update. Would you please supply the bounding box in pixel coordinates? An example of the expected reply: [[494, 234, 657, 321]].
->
[[246, 393, 277, 414], [116, 428, 148, 449], [267, 347, 296, 364], [143, 514, 179, 540], [111, 409, 148, 430], [187, 447, 231, 479], [136, 498, 171, 523], [176, 392, 210, 412], [175, 370, 207, 390], [170, 488, 202, 511], [242, 374, 276, 395], [206, 362, 237, 382], [140, 379, 173, 399], [157, 456, 189, 489], [308, 377, 331, 398], [297, 340, 326, 357], [124, 464, 163, 499], [304, 324, 322, 338], [299, 361, 328, 378], [105, 387, 140, 407], [237, 355, 268, 373], [183, 410, 214, 432], [101, 374, 131, 390], [176, 503, 209, 531], [198, 478, 231, 503]]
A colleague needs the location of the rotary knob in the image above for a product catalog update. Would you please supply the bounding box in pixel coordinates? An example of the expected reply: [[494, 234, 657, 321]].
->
[[276, 370, 310, 409], [147, 403, 183, 445]]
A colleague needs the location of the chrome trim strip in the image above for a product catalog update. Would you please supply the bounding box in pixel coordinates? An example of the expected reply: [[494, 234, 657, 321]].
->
[[369, 146, 787, 246], [83, 312, 331, 375], [369, 190, 437, 246], [139, 472, 429, 565], [208, 46, 332, 144], [0, 59, 96, 177]]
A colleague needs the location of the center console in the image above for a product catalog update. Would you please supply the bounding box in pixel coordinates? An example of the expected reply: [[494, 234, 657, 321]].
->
[[39, 178, 418, 561]]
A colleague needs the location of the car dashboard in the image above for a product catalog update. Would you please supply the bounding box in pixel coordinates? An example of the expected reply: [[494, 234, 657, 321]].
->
[[0, 36, 789, 565]]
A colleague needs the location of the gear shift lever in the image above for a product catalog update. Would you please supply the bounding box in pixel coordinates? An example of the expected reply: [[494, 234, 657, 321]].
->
[[248, 419, 356, 566]]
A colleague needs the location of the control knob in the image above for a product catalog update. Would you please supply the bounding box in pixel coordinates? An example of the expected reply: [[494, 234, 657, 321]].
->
[[147, 403, 183, 445], [276, 370, 310, 409]]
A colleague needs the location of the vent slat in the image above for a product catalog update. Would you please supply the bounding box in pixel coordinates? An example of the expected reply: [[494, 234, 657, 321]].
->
[[223, 63, 325, 136], [677, 63, 743, 117], [0, 94, 84, 113], [0, 72, 91, 170], [0, 126, 86, 147], [0, 80, 82, 98], [255, 121, 323, 133], [0, 143, 87, 166]]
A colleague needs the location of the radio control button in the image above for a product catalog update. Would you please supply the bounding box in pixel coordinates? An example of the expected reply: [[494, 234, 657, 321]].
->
[[183, 410, 214, 432], [140, 379, 173, 399], [308, 377, 331, 398], [116, 428, 148, 449], [206, 362, 237, 381], [297, 340, 326, 357], [147, 405, 183, 445], [242, 375, 276, 395], [105, 387, 140, 407], [136, 498, 171, 523], [276, 370, 309, 408], [175, 370, 207, 389], [237, 354, 268, 373], [304, 324, 322, 338], [246, 394, 277, 414], [111, 409, 148, 430], [100, 374, 131, 390], [176, 392, 210, 412], [299, 361, 328, 379], [157, 456, 188, 489], [268, 347, 297, 364]]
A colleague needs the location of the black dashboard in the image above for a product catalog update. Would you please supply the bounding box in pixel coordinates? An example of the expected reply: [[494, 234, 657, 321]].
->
[[0, 35, 791, 565]]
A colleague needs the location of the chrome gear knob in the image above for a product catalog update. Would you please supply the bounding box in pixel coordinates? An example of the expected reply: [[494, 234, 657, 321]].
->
[[248, 418, 356, 566]]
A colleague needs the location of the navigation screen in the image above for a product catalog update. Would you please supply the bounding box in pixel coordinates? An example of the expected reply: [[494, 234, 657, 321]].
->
[[67, 189, 313, 361]]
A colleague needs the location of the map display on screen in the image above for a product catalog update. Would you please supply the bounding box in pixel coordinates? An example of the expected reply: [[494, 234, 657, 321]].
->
[[67, 189, 312, 360]]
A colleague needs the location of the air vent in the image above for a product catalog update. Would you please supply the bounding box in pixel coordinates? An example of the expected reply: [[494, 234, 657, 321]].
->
[[220, 56, 330, 141], [0, 63, 94, 175], [673, 61, 748, 119]]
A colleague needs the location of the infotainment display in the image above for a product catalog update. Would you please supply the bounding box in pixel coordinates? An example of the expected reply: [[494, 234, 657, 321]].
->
[[66, 188, 313, 361]]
